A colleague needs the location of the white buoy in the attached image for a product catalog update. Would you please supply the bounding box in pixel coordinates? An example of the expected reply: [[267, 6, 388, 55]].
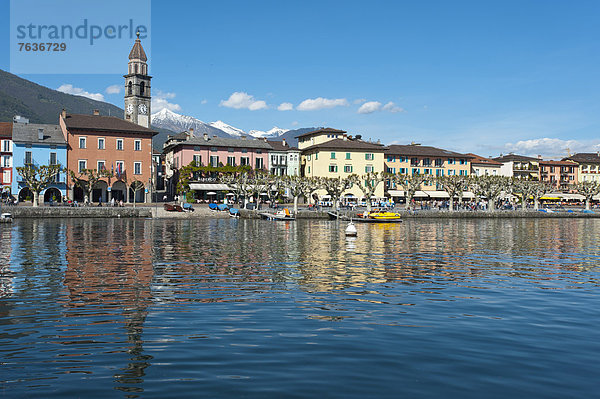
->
[[345, 219, 357, 237]]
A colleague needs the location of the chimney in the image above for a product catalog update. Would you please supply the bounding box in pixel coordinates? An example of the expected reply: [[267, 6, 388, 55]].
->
[[203, 133, 209, 141], [93, 109, 100, 116], [38, 128, 44, 141], [61, 109, 67, 119], [241, 135, 246, 140], [282, 138, 287, 147], [537, 155, 542, 160], [377, 139, 381, 145], [213, 135, 218, 138], [189, 127, 194, 136]]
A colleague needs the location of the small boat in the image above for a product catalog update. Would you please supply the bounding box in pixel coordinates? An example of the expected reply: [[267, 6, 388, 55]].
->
[[260, 208, 295, 221], [355, 209, 402, 222], [208, 203, 218, 211], [217, 204, 229, 212], [164, 203, 184, 212], [0, 213, 12, 223], [229, 208, 240, 217]]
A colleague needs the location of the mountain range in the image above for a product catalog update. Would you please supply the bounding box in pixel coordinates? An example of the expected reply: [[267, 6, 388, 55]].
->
[[0, 68, 315, 148]]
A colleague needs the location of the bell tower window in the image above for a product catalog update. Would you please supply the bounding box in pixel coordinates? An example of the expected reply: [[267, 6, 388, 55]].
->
[[135, 64, 138, 74], [140, 82, 145, 96], [128, 81, 132, 95]]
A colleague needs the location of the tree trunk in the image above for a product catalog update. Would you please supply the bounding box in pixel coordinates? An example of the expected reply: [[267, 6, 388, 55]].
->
[[366, 200, 372, 212], [534, 198, 540, 210], [586, 198, 591, 210], [405, 194, 412, 210], [293, 196, 299, 215], [33, 191, 40, 207], [448, 197, 454, 212]]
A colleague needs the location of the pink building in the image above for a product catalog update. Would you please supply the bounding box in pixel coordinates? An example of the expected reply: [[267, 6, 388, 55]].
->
[[163, 132, 273, 198]]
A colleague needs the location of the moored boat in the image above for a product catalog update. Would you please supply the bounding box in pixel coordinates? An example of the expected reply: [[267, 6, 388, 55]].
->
[[355, 209, 402, 222], [260, 208, 295, 221]]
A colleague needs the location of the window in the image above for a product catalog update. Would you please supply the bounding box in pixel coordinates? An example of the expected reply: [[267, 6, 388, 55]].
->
[[98, 138, 105, 150], [399, 168, 406, 174], [459, 159, 466, 165], [193, 154, 202, 165], [210, 147, 217, 152], [257, 149, 262, 154], [228, 148, 234, 153], [227, 156, 236, 166], [412, 168, 420, 175], [307, 154, 311, 161], [128, 81, 132, 95], [308, 166, 311, 174], [346, 153, 352, 160], [271, 155, 277, 165], [2, 140, 10, 152], [25, 151, 32, 165], [2, 155, 10, 167], [116, 161, 125, 175], [279, 155, 286, 165], [140, 82, 145, 96], [365, 165, 374, 173], [78, 160, 87, 173], [134, 162, 141, 175], [423, 158, 431, 166], [315, 153, 318, 160], [116, 139, 123, 150], [424, 169, 431, 175], [242, 148, 248, 153], [97, 160, 105, 171], [435, 158, 443, 167], [331, 152, 336, 159], [329, 164, 338, 173], [399, 157, 406, 162], [256, 158, 264, 169], [365, 153, 374, 160], [387, 155, 394, 162], [49, 152, 57, 165], [134, 140, 141, 151], [79, 137, 86, 149], [448, 158, 455, 164], [344, 165, 353, 173], [411, 157, 419, 166], [240, 157, 250, 166], [210, 156, 219, 167]]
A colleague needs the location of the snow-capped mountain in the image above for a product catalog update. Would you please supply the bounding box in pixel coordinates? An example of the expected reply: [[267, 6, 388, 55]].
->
[[209, 120, 246, 137], [151, 108, 294, 143], [151, 108, 230, 138], [248, 127, 288, 139]]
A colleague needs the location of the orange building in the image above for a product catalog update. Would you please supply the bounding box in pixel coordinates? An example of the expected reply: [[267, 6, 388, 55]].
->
[[539, 160, 578, 191], [60, 111, 156, 203]]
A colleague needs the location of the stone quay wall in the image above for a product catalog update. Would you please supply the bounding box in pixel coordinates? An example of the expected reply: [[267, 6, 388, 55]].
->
[[9, 206, 152, 218]]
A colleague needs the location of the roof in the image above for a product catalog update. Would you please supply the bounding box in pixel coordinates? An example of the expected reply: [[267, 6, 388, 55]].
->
[[539, 160, 577, 166], [493, 154, 538, 162], [303, 138, 386, 152], [295, 127, 347, 139], [128, 36, 147, 61], [63, 113, 157, 135], [386, 144, 470, 158], [12, 123, 67, 145], [563, 153, 600, 164], [166, 135, 274, 152], [0, 122, 12, 138], [266, 140, 299, 152], [466, 153, 503, 166]]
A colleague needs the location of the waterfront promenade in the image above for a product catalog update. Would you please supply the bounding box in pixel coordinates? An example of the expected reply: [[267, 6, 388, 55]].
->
[[4, 203, 600, 219]]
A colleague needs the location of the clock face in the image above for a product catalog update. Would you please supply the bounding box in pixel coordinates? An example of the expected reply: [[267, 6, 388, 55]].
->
[[138, 104, 148, 115], [126, 104, 134, 115]]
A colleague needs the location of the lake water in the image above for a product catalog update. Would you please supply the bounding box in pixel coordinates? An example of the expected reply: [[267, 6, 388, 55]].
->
[[1, 218, 599, 398]]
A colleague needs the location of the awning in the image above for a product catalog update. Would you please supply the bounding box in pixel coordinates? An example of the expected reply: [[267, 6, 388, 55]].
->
[[387, 190, 404, 197], [559, 193, 585, 201], [423, 190, 449, 198], [189, 183, 230, 191]]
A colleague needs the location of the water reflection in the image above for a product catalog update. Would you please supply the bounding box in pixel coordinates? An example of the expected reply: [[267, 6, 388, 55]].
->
[[0, 218, 599, 398]]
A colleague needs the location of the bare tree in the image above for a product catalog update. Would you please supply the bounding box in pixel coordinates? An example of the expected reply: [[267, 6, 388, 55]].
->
[[222, 172, 254, 207], [437, 175, 468, 212], [512, 179, 551, 210], [391, 173, 426, 210], [15, 164, 62, 207], [470, 175, 512, 211], [299, 177, 322, 208], [264, 175, 285, 207], [283, 175, 318, 214], [130, 180, 145, 207], [575, 181, 600, 210], [69, 168, 113, 204], [354, 172, 388, 212], [319, 176, 355, 209]]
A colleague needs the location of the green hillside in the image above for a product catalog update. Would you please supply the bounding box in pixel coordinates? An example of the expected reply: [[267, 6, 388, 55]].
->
[[0, 69, 124, 124]]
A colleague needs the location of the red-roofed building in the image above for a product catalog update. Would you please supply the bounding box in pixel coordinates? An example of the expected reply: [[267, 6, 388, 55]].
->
[[539, 160, 578, 190], [0, 122, 12, 195]]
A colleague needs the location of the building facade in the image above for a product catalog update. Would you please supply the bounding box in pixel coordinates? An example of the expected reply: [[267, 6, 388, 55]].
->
[[299, 128, 387, 198], [0, 122, 12, 195], [267, 139, 300, 176], [60, 111, 156, 203], [11, 122, 67, 203], [539, 160, 578, 190], [563, 153, 600, 183], [492, 154, 540, 180], [467, 153, 502, 177]]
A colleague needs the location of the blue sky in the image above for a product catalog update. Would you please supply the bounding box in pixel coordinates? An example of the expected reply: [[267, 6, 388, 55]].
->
[[1, 0, 599, 158]]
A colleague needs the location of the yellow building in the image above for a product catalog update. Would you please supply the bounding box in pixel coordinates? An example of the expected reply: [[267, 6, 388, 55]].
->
[[563, 153, 600, 183], [297, 128, 387, 198]]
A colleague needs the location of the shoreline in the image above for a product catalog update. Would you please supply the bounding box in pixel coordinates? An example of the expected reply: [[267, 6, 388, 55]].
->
[[3, 205, 600, 219]]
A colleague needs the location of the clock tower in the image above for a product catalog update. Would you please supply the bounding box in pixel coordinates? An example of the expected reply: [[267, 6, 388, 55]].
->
[[124, 32, 151, 128]]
